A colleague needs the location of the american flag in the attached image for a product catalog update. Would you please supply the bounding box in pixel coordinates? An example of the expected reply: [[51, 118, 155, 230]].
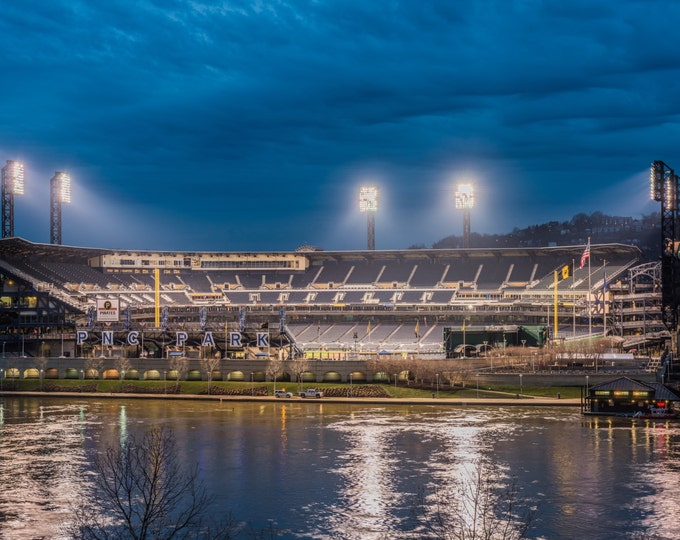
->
[[579, 240, 590, 269]]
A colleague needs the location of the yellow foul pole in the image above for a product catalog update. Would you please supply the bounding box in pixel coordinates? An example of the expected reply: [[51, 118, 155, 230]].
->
[[553, 270, 558, 341], [154, 268, 160, 328]]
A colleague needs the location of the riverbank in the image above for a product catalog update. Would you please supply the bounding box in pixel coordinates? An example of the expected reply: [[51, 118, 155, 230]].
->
[[0, 390, 582, 407]]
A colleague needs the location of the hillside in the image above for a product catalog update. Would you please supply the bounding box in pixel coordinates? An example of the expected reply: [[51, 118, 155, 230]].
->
[[427, 211, 660, 262]]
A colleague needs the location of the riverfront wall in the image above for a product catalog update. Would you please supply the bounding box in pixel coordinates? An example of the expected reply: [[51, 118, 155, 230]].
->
[[0, 356, 657, 387]]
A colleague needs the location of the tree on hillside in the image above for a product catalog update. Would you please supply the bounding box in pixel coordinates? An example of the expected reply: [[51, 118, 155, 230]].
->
[[63, 426, 235, 539]]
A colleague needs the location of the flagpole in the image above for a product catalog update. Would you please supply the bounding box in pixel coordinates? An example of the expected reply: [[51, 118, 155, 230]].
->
[[603, 260, 607, 337], [572, 259, 576, 338], [587, 236, 593, 343], [553, 270, 558, 342]]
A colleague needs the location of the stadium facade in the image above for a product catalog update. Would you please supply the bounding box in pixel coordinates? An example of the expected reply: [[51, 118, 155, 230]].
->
[[0, 238, 665, 376]]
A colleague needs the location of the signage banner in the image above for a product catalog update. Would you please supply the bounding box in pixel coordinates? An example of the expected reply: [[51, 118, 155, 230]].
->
[[96, 299, 120, 322]]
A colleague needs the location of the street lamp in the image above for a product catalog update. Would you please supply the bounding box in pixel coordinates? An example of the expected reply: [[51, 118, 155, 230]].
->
[[435, 373, 439, 398], [519, 373, 523, 396], [40, 369, 43, 391], [1, 368, 4, 392], [359, 186, 378, 250], [394, 373, 398, 389], [164, 370, 167, 394], [250, 372, 254, 396], [476, 373, 479, 398], [349, 372, 353, 397]]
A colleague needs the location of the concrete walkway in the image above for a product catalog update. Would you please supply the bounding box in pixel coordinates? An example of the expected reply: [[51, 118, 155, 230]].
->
[[0, 390, 582, 407]]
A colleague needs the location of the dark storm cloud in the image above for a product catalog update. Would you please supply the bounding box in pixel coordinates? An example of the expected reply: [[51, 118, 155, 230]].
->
[[0, 0, 679, 250]]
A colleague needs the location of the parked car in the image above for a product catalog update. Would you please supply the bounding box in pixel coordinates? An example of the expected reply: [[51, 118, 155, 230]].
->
[[299, 388, 323, 398], [274, 389, 293, 398]]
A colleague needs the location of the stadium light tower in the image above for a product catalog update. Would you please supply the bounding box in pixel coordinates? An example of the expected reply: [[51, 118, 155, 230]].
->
[[50, 171, 71, 245], [650, 160, 680, 338], [1, 160, 25, 238], [455, 183, 474, 248], [359, 186, 378, 250]]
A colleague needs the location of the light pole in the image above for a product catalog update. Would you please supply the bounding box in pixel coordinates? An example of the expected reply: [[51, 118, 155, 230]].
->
[[2, 160, 25, 239], [476, 373, 479, 398], [50, 171, 71, 245], [1, 368, 4, 392], [462, 319, 469, 358], [40, 369, 43, 391], [164, 370, 167, 394], [349, 372, 353, 397], [519, 373, 523, 396], [394, 373, 398, 389], [250, 372, 254, 396], [359, 186, 378, 250], [435, 373, 439, 398], [455, 182, 474, 248]]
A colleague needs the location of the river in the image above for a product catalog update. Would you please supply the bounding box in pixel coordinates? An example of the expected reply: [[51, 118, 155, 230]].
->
[[0, 397, 678, 539]]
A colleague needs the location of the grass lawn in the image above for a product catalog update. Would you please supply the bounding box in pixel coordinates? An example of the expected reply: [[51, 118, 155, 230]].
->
[[1, 378, 584, 399]]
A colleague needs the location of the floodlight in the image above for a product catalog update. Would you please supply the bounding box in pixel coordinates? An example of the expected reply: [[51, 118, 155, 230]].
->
[[650, 161, 663, 202], [455, 183, 474, 248], [359, 186, 378, 250], [3, 161, 24, 195], [455, 183, 474, 209], [359, 186, 378, 213], [53, 171, 71, 203], [50, 171, 72, 245], [2, 160, 25, 238]]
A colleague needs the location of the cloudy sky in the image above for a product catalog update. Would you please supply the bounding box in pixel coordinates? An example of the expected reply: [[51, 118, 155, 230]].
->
[[0, 0, 676, 252]]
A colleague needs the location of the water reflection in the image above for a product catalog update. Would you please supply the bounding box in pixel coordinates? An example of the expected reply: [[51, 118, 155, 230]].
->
[[0, 399, 679, 539], [0, 400, 92, 540]]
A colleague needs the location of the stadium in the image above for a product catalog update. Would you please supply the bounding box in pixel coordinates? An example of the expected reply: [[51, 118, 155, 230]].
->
[[0, 234, 666, 385], [0, 161, 673, 386]]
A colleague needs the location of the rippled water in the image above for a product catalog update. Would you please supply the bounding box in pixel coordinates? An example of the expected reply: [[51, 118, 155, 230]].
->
[[1, 397, 679, 539]]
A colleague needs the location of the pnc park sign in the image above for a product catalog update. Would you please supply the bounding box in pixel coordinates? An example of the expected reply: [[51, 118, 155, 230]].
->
[[76, 331, 271, 348]]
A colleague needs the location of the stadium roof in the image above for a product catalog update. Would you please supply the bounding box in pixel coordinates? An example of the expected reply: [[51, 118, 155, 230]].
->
[[0, 236, 642, 264]]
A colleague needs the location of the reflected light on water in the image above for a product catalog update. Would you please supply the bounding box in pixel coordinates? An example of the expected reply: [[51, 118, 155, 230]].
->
[[0, 401, 91, 540], [316, 414, 403, 539], [314, 409, 511, 539], [2, 399, 680, 540]]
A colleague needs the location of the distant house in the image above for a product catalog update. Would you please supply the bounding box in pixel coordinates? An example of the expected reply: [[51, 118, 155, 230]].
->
[[584, 377, 680, 416]]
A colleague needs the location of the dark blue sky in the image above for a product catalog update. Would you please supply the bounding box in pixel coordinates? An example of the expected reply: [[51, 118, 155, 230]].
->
[[0, 1, 676, 252]]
